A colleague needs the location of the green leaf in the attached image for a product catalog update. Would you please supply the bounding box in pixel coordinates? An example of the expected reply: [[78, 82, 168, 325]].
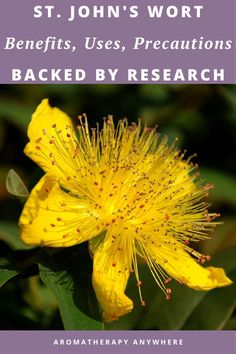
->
[[202, 217, 236, 256], [5, 169, 29, 198], [0, 220, 33, 250], [182, 247, 236, 329], [139, 85, 170, 102], [0, 258, 22, 287], [200, 168, 236, 208], [136, 272, 205, 330], [182, 270, 236, 329], [37, 245, 104, 330], [222, 316, 236, 330], [219, 86, 236, 115], [131, 247, 236, 330], [0, 100, 32, 131]]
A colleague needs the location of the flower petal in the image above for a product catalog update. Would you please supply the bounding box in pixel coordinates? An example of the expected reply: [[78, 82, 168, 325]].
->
[[142, 236, 232, 291], [19, 174, 103, 247], [92, 228, 133, 322], [24, 99, 80, 185]]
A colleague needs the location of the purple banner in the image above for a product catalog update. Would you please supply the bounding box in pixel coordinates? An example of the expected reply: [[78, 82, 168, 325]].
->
[[0, 331, 235, 354], [0, 0, 235, 83]]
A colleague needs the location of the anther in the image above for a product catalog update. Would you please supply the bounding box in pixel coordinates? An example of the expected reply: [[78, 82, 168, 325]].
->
[[106, 117, 113, 125], [200, 255, 206, 264], [212, 213, 221, 220], [204, 183, 214, 191], [52, 123, 57, 128], [164, 277, 172, 284], [137, 281, 142, 287], [111, 314, 118, 320]]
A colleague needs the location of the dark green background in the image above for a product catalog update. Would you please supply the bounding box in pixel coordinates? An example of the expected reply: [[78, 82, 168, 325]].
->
[[0, 84, 235, 330]]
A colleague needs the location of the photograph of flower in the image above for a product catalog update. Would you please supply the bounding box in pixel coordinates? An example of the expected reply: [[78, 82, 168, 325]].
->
[[0, 84, 236, 330]]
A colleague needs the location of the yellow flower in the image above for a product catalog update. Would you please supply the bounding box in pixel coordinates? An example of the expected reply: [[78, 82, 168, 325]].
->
[[19, 99, 232, 322]]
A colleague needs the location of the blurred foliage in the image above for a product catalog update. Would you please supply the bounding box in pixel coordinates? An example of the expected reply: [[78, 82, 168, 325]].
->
[[38, 246, 103, 330], [0, 84, 236, 330]]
